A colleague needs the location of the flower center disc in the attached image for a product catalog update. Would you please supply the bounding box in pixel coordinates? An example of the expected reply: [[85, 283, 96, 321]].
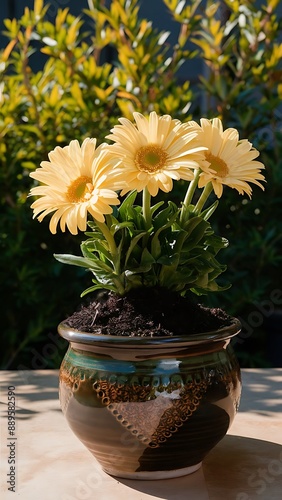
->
[[205, 153, 229, 178], [67, 176, 94, 202], [135, 145, 168, 173]]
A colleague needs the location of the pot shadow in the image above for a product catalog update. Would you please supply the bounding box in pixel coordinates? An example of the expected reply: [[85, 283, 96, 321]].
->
[[115, 435, 282, 500], [203, 435, 282, 500], [112, 466, 209, 500]]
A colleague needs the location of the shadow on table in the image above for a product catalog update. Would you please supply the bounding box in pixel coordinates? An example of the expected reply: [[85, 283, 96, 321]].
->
[[114, 466, 209, 500], [0, 370, 60, 420], [116, 435, 282, 500], [239, 369, 282, 414], [204, 435, 282, 500]]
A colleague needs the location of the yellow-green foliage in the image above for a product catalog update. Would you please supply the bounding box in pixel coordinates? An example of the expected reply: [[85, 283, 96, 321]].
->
[[0, 0, 281, 368]]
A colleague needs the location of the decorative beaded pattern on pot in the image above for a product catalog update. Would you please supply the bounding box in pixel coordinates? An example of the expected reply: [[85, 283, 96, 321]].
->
[[92, 375, 212, 447], [60, 357, 241, 447], [149, 381, 210, 447]]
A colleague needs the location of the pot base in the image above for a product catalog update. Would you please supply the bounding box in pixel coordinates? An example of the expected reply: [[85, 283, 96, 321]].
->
[[103, 462, 202, 480]]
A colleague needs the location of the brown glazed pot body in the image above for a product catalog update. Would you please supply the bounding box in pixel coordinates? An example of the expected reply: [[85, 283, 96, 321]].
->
[[58, 318, 242, 480]]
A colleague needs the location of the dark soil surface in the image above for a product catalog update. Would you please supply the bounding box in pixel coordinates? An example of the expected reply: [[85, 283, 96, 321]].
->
[[64, 287, 232, 337]]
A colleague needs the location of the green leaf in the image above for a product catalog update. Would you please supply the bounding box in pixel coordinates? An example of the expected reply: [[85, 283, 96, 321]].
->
[[54, 253, 114, 275], [157, 252, 180, 265], [118, 191, 138, 220], [201, 200, 219, 221], [153, 202, 177, 231], [151, 210, 179, 259], [151, 233, 161, 260], [82, 240, 113, 263], [150, 201, 164, 216], [81, 283, 117, 297], [54, 253, 95, 269], [182, 223, 210, 251], [124, 231, 147, 266], [181, 215, 208, 235], [141, 247, 155, 267], [110, 221, 135, 234]]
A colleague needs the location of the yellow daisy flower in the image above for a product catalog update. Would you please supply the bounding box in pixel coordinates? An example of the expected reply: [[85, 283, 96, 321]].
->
[[106, 111, 206, 197], [29, 139, 121, 235], [186, 118, 265, 198]]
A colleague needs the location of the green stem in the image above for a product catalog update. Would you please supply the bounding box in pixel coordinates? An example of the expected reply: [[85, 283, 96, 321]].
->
[[96, 219, 125, 295], [194, 182, 213, 214], [142, 187, 152, 229], [180, 170, 200, 223], [95, 219, 121, 274]]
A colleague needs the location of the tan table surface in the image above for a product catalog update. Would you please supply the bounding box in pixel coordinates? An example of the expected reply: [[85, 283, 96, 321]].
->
[[0, 368, 282, 500]]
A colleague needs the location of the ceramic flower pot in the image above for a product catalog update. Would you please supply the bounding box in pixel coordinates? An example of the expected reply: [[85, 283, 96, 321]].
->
[[58, 317, 242, 480]]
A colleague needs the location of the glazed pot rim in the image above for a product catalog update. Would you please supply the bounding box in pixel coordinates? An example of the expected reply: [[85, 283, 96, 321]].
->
[[58, 316, 241, 348]]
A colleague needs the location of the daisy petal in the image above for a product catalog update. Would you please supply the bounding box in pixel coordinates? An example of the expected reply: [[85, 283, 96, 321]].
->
[[29, 139, 120, 234]]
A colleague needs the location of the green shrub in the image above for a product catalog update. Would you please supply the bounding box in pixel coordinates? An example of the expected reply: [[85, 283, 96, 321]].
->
[[0, 0, 281, 368]]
